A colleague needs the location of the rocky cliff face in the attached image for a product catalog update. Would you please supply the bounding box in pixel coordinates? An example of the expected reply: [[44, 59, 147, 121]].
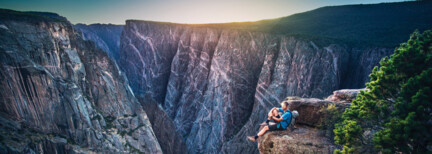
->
[[73, 24, 123, 61], [0, 10, 161, 153], [340, 48, 393, 88], [138, 94, 189, 154], [119, 20, 393, 153]]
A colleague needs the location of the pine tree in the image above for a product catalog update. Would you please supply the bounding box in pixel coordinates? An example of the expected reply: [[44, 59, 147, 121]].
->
[[334, 29, 432, 153]]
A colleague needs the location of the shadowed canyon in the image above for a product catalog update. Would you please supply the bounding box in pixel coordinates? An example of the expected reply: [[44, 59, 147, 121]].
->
[[1, 0, 432, 153]]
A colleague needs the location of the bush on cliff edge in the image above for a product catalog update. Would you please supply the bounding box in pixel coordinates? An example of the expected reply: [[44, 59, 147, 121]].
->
[[333, 29, 432, 153]]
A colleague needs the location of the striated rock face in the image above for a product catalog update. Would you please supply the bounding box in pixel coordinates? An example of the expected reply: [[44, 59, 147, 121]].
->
[[340, 48, 393, 88], [73, 24, 123, 61], [119, 20, 392, 153], [0, 10, 161, 153], [138, 94, 189, 154]]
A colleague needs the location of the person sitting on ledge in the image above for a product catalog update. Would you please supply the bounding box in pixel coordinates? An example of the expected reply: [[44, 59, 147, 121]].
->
[[247, 101, 292, 142]]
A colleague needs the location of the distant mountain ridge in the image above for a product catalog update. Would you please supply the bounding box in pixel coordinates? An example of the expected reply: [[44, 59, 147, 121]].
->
[[74, 0, 432, 60], [130, 0, 432, 48]]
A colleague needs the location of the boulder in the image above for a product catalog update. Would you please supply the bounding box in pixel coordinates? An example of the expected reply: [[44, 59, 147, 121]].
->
[[256, 95, 351, 154], [326, 89, 366, 103], [258, 124, 338, 154], [284, 98, 347, 127]]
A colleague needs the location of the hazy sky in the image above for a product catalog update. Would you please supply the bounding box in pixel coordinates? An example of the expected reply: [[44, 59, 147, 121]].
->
[[0, 0, 407, 24]]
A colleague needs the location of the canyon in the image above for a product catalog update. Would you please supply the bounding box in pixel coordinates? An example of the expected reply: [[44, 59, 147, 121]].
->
[[1, 1, 432, 153], [117, 20, 392, 153]]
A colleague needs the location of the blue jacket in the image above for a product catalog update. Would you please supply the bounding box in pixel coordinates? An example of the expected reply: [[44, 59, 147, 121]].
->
[[277, 108, 292, 129]]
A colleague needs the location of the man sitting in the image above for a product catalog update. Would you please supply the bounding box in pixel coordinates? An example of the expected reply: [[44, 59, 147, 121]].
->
[[247, 101, 292, 142]]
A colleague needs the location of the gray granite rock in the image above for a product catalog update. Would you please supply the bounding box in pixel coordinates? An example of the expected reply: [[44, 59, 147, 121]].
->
[[0, 11, 161, 153], [139, 94, 189, 154], [73, 24, 123, 62]]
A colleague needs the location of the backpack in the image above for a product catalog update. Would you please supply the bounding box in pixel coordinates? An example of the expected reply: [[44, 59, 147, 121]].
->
[[288, 110, 299, 129], [277, 110, 299, 129]]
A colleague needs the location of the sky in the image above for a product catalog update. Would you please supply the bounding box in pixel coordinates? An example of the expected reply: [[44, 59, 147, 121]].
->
[[0, 0, 408, 24]]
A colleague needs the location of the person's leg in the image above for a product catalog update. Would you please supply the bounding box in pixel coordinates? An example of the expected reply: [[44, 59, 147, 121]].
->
[[250, 109, 281, 142], [267, 109, 274, 119], [272, 109, 279, 116], [249, 123, 284, 142], [247, 125, 270, 142], [266, 109, 280, 124], [257, 125, 269, 136], [266, 109, 279, 125], [272, 109, 280, 119]]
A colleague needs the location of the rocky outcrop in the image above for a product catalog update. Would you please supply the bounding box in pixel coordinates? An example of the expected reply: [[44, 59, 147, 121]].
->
[[258, 125, 338, 154], [73, 24, 123, 61], [326, 89, 365, 103], [119, 20, 392, 153], [0, 9, 161, 153], [257, 90, 361, 154], [284, 98, 339, 127]]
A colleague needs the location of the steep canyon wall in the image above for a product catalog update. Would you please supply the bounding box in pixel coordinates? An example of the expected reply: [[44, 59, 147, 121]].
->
[[119, 20, 393, 153]]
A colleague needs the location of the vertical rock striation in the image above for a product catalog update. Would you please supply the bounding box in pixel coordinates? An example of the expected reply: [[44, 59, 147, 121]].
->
[[0, 10, 161, 153], [73, 24, 123, 61], [138, 94, 189, 154], [119, 20, 393, 153]]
